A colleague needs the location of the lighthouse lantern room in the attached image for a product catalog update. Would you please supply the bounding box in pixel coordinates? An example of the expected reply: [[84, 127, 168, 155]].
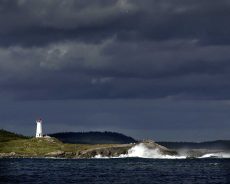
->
[[36, 119, 43, 138]]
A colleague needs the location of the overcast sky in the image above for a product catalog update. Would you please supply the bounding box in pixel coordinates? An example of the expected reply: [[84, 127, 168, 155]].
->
[[1, 0, 230, 141]]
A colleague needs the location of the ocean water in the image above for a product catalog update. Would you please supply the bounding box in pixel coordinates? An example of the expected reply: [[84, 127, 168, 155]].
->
[[0, 158, 230, 184]]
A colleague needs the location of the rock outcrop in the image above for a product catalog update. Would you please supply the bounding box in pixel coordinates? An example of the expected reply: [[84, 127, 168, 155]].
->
[[140, 140, 178, 156], [45, 150, 65, 157], [0, 152, 16, 158], [76, 144, 133, 158], [76, 140, 178, 158]]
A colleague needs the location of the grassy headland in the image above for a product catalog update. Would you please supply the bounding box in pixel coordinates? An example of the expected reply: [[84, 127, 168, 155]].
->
[[0, 129, 129, 158], [0, 129, 178, 158]]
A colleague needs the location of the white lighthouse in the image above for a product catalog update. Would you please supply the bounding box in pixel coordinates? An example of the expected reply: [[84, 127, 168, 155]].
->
[[36, 119, 43, 138]]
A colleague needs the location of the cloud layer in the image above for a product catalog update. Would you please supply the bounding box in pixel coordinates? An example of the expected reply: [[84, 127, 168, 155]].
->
[[1, 0, 230, 100]]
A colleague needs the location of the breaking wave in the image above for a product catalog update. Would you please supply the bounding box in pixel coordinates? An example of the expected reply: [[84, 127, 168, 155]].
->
[[199, 152, 230, 158], [120, 143, 186, 159], [94, 143, 230, 159]]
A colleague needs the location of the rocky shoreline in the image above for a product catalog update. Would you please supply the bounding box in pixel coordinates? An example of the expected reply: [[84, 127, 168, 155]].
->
[[0, 140, 178, 159], [1, 130, 228, 159], [1, 138, 220, 159]]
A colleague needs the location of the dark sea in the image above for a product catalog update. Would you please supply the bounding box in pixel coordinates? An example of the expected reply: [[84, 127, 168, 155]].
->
[[0, 158, 230, 184]]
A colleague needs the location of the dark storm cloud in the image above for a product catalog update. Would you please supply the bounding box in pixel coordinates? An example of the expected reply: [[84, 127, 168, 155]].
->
[[0, 0, 138, 46], [1, 0, 230, 46], [1, 0, 230, 100]]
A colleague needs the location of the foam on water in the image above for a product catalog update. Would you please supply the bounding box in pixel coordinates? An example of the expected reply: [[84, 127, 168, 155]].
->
[[94, 143, 230, 159], [120, 143, 186, 159], [94, 143, 185, 159], [199, 152, 230, 158]]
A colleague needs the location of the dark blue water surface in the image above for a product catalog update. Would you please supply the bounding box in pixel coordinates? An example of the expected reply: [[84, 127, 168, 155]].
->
[[0, 158, 230, 184]]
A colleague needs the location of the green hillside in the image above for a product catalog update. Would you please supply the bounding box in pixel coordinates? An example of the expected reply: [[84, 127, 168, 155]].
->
[[0, 129, 121, 157], [0, 129, 63, 155], [0, 129, 28, 142]]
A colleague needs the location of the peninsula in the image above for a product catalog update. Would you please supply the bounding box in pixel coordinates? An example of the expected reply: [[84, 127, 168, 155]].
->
[[0, 129, 177, 158]]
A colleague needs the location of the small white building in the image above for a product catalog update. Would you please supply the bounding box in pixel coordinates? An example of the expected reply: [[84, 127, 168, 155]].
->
[[36, 119, 43, 138]]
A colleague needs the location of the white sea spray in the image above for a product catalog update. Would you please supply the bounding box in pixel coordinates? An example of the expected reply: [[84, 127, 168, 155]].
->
[[94, 143, 230, 159]]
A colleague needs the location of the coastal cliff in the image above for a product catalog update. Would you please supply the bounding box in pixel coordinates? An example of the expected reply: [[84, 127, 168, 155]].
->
[[0, 129, 178, 158]]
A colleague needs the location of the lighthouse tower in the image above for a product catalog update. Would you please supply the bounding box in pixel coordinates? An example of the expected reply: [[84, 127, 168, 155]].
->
[[36, 119, 43, 138]]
